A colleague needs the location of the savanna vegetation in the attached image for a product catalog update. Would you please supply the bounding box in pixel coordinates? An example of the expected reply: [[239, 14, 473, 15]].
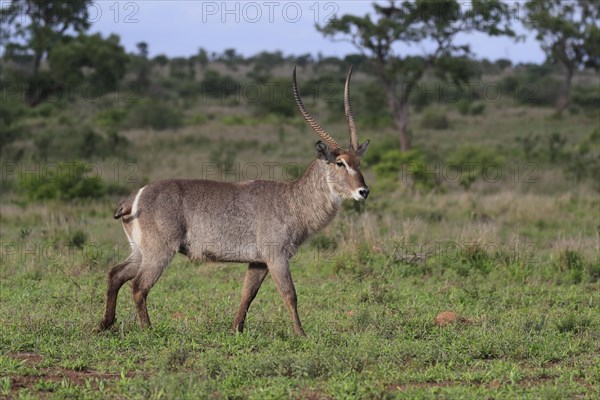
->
[[1, 0, 599, 398]]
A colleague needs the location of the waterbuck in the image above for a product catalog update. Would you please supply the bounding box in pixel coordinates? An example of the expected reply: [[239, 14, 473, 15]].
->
[[98, 66, 370, 336]]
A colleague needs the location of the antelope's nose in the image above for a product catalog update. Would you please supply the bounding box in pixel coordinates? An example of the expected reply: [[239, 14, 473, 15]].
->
[[359, 188, 370, 199]]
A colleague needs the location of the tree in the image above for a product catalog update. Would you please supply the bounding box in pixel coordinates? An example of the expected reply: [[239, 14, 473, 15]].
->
[[1, 0, 91, 79], [523, 0, 600, 114], [197, 47, 209, 69], [48, 33, 128, 91], [318, 0, 515, 151], [295, 53, 314, 68], [134, 42, 150, 90], [248, 51, 285, 83], [220, 48, 244, 71]]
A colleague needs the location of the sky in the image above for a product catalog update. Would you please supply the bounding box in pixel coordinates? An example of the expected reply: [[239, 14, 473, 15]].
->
[[87, 1, 545, 63]]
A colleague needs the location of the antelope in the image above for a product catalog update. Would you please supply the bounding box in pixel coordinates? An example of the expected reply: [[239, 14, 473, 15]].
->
[[98, 66, 370, 336]]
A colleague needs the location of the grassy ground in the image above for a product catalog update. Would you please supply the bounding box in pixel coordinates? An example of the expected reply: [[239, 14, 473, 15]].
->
[[1, 231, 599, 399], [1, 99, 599, 398]]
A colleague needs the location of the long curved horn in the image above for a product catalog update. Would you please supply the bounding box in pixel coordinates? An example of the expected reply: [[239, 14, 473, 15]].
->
[[344, 65, 359, 151], [292, 66, 341, 150]]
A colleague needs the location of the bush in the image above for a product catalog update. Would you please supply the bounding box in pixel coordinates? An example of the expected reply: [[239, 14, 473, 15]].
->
[[447, 145, 504, 190], [457, 99, 486, 116], [444, 242, 495, 276], [547, 132, 567, 162], [420, 110, 449, 130], [31, 125, 123, 161], [515, 133, 541, 159], [209, 138, 237, 172], [0, 96, 26, 152], [571, 85, 600, 110], [457, 98, 470, 115], [554, 248, 599, 284], [470, 103, 486, 116], [125, 99, 183, 130], [250, 78, 296, 118], [357, 83, 394, 128], [201, 69, 240, 99], [500, 73, 561, 107], [364, 141, 437, 191], [97, 107, 128, 128], [185, 113, 210, 126], [79, 127, 109, 159], [564, 129, 600, 185], [18, 161, 107, 201]]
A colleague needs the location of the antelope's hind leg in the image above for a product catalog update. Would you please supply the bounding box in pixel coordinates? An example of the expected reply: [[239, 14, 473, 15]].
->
[[232, 262, 269, 334], [98, 255, 141, 331], [131, 251, 175, 329]]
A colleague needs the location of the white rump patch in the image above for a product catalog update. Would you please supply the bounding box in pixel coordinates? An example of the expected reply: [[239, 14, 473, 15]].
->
[[128, 186, 146, 251]]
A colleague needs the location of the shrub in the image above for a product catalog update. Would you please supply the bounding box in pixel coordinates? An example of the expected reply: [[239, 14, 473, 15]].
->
[[500, 73, 561, 107], [250, 78, 296, 118], [556, 249, 585, 284], [555, 312, 590, 333], [125, 99, 183, 130], [470, 103, 486, 116], [79, 126, 108, 159], [68, 229, 88, 249], [185, 113, 210, 126], [564, 129, 600, 184], [209, 138, 237, 172], [201, 69, 240, 99], [220, 115, 264, 126], [18, 161, 107, 201], [364, 140, 437, 191], [515, 133, 541, 159], [571, 85, 600, 110], [440, 242, 495, 277], [447, 145, 504, 190], [420, 110, 449, 130], [457, 98, 470, 115], [555, 248, 598, 284], [358, 83, 394, 128], [309, 234, 338, 251], [457, 99, 486, 116], [547, 132, 567, 162], [97, 107, 128, 128], [31, 125, 118, 161], [0, 96, 25, 151]]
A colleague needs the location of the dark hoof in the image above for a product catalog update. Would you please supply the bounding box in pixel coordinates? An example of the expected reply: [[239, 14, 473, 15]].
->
[[95, 321, 113, 333]]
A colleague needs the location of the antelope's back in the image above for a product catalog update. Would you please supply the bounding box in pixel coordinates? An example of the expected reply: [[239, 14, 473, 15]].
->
[[132, 178, 292, 262]]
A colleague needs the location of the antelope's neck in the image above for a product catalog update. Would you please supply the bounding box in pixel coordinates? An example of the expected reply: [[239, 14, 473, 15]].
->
[[288, 159, 341, 236]]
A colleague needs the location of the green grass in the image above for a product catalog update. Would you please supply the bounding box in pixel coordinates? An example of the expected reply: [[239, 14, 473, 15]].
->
[[1, 83, 599, 398], [1, 206, 599, 398]]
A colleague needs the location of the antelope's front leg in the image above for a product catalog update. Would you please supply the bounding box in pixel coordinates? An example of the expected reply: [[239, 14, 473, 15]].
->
[[267, 259, 306, 337]]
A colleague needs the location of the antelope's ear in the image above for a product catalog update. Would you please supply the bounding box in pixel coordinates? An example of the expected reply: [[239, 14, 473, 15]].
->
[[315, 141, 336, 163], [356, 140, 370, 158]]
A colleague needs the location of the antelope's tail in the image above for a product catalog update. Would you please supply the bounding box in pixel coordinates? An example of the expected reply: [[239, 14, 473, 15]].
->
[[113, 197, 134, 219]]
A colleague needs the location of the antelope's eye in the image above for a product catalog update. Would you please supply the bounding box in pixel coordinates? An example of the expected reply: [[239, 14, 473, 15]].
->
[[336, 161, 345, 168]]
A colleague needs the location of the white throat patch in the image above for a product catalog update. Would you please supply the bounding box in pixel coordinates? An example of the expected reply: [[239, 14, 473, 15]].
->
[[325, 171, 342, 205]]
